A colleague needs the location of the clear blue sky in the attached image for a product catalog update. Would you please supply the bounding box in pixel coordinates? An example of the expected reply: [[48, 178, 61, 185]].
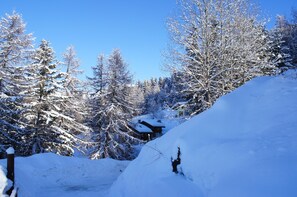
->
[[1, 0, 297, 82]]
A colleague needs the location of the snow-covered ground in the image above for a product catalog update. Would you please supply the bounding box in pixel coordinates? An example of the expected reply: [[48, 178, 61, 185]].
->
[[109, 72, 297, 197], [0, 154, 129, 197]]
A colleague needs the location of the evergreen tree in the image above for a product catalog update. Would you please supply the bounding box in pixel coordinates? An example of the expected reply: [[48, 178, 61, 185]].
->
[[142, 78, 162, 115], [87, 54, 108, 138], [0, 11, 34, 154], [89, 49, 141, 160], [88, 54, 107, 94], [272, 14, 297, 68], [129, 81, 144, 116], [269, 17, 292, 72], [22, 40, 90, 156], [62, 45, 86, 123]]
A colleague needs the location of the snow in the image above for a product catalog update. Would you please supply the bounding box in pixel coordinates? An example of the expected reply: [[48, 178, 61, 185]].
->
[[109, 72, 297, 197], [135, 124, 152, 133], [0, 153, 129, 197], [0, 165, 12, 196], [6, 147, 14, 155]]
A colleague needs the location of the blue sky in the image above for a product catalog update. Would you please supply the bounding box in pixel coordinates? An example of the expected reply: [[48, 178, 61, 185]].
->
[[1, 0, 297, 81]]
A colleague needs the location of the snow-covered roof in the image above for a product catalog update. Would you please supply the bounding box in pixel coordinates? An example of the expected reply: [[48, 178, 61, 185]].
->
[[172, 101, 188, 109], [139, 119, 165, 127], [134, 124, 153, 133]]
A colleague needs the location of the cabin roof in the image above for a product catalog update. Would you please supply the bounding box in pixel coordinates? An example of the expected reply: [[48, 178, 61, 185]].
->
[[134, 124, 153, 133], [138, 119, 165, 128]]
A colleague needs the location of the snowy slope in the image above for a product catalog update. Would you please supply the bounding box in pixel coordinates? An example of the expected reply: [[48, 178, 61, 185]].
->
[[0, 154, 129, 197], [109, 72, 297, 197], [0, 165, 12, 196]]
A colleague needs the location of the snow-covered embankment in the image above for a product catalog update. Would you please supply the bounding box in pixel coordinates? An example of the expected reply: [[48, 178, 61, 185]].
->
[[109, 72, 297, 197]]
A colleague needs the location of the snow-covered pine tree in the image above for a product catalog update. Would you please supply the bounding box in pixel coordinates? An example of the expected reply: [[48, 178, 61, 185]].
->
[[87, 54, 108, 154], [291, 9, 297, 65], [22, 40, 90, 156], [89, 49, 141, 160], [0, 11, 34, 154], [169, 71, 187, 107], [268, 16, 292, 72], [166, 0, 276, 115], [132, 75, 185, 116], [87, 54, 108, 130], [271, 14, 297, 69], [129, 81, 144, 116], [63, 46, 83, 93], [88, 54, 107, 94], [62, 45, 86, 124], [142, 78, 162, 115]]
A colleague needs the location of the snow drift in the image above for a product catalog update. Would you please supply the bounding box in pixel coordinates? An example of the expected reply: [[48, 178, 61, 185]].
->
[[0, 165, 12, 196], [0, 154, 129, 197], [109, 72, 297, 197]]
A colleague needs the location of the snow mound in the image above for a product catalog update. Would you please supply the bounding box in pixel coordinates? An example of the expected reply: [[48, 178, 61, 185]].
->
[[109, 73, 297, 197], [0, 153, 129, 197], [0, 165, 12, 196]]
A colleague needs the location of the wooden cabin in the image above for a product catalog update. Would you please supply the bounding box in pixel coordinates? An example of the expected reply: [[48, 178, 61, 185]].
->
[[128, 123, 153, 141], [138, 120, 165, 137], [129, 119, 165, 141]]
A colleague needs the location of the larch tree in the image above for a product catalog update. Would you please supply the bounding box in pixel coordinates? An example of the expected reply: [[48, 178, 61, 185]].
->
[[0, 11, 34, 155], [87, 54, 108, 154], [166, 0, 276, 115], [89, 49, 141, 160], [62, 45, 87, 124], [88, 54, 107, 94]]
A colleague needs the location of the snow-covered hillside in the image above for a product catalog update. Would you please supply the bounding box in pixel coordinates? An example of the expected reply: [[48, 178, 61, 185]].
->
[[0, 154, 129, 197], [109, 72, 297, 197]]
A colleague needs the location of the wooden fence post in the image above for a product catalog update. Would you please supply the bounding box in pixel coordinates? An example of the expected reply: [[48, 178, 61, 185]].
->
[[6, 147, 15, 195]]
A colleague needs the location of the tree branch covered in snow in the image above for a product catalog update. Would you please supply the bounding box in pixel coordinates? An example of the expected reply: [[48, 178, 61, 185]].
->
[[165, 0, 279, 115], [88, 49, 142, 160]]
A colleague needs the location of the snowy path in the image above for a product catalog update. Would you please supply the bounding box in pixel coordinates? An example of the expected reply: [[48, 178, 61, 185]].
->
[[0, 153, 129, 197]]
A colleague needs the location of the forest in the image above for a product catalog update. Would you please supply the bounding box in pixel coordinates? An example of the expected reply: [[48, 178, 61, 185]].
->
[[0, 0, 297, 160]]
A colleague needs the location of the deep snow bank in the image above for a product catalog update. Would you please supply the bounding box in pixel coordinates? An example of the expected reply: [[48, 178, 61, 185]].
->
[[109, 73, 297, 197], [0, 165, 12, 196], [0, 153, 129, 197]]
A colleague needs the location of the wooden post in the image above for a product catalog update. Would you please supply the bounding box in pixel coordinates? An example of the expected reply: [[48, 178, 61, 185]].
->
[[6, 147, 15, 195]]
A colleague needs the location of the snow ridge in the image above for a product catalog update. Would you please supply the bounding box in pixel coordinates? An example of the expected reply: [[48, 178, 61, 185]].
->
[[109, 73, 297, 197]]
